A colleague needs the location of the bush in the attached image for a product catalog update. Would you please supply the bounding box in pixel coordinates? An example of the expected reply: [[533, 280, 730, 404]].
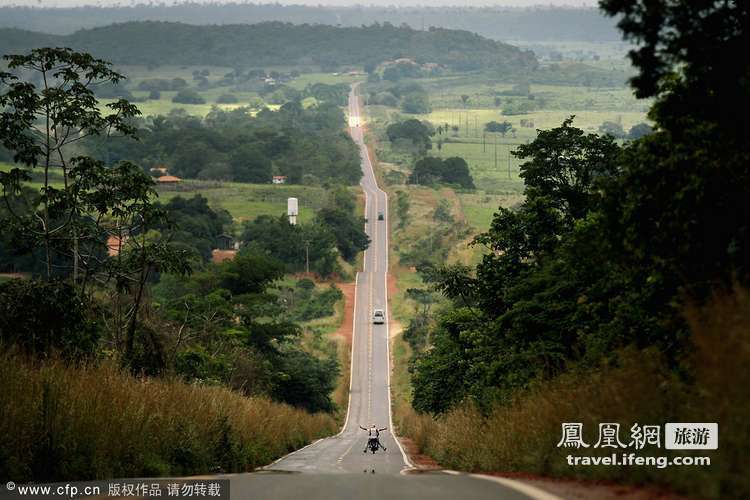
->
[[401, 91, 432, 114], [216, 93, 238, 104], [628, 122, 653, 140], [0, 280, 99, 360], [137, 78, 172, 92], [386, 119, 433, 153], [290, 285, 343, 322], [502, 99, 537, 115], [409, 156, 474, 189], [599, 120, 626, 138], [93, 83, 134, 100], [172, 89, 206, 105], [371, 91, 398, 107], [272, 344, 339, 413]]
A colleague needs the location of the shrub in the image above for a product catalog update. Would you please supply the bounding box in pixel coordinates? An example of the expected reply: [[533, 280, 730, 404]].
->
[[0, 280, 99, 360], [290, 285, 343, 322], [172, 89, 206, 105], [401, 91, 432, 114], [216, 93, 239, 104]]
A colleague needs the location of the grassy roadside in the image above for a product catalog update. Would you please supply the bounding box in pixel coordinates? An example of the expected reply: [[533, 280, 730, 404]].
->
[[0, 351, 337, 482], [394, 290, 750, 498]]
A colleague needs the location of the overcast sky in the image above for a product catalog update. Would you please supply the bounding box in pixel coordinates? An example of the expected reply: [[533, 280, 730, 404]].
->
[[1, 0, 598, 8]]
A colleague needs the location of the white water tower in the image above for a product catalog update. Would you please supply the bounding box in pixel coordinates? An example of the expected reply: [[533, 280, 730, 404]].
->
[[287, 197, 299, 225]]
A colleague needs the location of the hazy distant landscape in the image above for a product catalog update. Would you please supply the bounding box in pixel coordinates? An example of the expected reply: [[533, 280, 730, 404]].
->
[[0, 4, 619, 41], [1, 2, 747, 498]]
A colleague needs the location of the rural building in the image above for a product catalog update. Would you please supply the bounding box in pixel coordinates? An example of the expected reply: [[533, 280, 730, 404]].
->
[[149, 166, 168, 175], [216, 233, 236, 250], [211, 249, 237, 263], [106, 235, 128, 257], [156, 175, 181, 184], [272, 175, 287, 184]]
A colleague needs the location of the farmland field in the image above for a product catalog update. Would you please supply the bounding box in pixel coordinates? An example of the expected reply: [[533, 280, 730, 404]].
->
[[1, 164, 333, 227], [365, 63, 650, 195], [155, 181, 334, 225]]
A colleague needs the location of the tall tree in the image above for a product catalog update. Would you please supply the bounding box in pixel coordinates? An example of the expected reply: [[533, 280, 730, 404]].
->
[[0, 48, 140, 280], [0, 49, 191, 366]]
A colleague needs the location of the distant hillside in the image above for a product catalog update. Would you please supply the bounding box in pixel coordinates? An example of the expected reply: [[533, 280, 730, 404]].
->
[[0, 5, 619, 42], [0, 21, 537, 72]]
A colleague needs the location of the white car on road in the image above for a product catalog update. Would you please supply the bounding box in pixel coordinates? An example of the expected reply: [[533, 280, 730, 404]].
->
[[372, 309, 385, 324]]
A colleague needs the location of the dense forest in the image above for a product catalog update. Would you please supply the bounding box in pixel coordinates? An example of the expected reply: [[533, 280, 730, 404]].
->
[[0, 5, 620, 42], [84, 102, 362, 186], [0, 22, 537, 72]]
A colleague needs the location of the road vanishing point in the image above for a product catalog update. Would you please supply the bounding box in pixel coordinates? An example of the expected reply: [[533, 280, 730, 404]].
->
[[219, 84, 559, 500]]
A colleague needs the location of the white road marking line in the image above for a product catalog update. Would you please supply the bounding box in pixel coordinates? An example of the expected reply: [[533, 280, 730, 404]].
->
[[266, 84, 414, 473], [444, 472, 563, 500], [262, 438, 324, 469], [367, 272, 373, 421]]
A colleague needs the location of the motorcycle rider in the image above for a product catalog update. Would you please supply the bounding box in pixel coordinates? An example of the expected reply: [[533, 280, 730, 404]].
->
[[360, 424, 387, 453]]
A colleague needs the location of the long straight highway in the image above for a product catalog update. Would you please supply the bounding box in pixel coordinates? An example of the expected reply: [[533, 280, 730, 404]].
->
[[214, 85, 559, 499]]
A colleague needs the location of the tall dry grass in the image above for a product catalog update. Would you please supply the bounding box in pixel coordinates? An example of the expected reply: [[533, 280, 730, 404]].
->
[[0, 352, 337, 482], [397, 289, 750, 499]]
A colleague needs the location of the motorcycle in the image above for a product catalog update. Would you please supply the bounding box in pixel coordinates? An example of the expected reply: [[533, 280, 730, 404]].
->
[[366, 438, 381, 454]]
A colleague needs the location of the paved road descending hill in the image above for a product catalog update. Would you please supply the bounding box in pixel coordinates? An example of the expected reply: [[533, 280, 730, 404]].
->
[[220, 85, 558, 500]]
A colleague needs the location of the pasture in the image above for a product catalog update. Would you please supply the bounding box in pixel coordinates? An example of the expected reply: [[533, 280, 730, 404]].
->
[[155, 181, 332, 224], [366, 66, 650, 194]]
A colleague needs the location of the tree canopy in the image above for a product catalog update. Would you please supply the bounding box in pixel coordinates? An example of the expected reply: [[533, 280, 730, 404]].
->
[[87, 102, 361, 185], [409, 0, 750, 415], [0, 21, 537, 73]]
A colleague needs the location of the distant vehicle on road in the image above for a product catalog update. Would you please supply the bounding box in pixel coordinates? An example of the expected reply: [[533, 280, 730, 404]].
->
[[373, 309, 385, 324], [377, 211, 384, 220]]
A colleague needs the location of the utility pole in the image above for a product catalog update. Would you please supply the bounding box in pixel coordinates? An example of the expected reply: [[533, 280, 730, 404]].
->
[[494, 134, 498, 171], [304, 240, 310, 275], [507, 148, 511, 179], [483, 132, 486, 153]]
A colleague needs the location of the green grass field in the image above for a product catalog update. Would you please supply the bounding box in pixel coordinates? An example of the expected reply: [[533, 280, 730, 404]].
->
[[154, 181, 333, 224], [1, 165, 340, 227], [366, 65, 650, 195], [457, 191, 524, 232]]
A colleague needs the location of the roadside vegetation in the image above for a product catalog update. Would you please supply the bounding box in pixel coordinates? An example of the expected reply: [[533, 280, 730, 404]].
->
[[85, 102, 361, 186], [0, 49, 361, 481], [384, 2, 750, 498], [0, 351, 337, 482]]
